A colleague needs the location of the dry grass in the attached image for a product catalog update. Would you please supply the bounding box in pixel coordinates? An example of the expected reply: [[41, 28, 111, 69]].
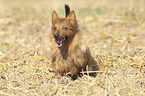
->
[[0, 0, 145, 96]]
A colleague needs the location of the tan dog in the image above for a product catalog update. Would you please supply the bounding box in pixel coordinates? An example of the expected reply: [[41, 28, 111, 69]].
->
[[48, 4, 98, 80]]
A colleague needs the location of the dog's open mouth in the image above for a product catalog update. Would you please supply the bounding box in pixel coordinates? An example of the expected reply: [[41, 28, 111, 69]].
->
[[55, 36, 68, 48]]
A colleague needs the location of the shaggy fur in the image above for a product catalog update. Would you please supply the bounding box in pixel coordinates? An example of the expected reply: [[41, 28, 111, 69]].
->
[[48, 5, 98, 80]]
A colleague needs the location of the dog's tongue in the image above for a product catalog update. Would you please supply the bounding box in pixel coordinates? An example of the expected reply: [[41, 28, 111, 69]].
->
[[56, 43, 62, 48], [55, 37, 66, 48]]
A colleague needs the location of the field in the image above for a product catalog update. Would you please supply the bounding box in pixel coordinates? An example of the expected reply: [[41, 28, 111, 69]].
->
[[0, 0, 145, 95]]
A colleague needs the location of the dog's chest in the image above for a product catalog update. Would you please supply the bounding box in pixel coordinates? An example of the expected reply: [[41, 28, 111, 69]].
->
[[51, 50, 75, 70]]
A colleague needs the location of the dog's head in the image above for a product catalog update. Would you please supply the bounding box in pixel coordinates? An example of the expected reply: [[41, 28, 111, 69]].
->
[[51, 10, 77, 48]]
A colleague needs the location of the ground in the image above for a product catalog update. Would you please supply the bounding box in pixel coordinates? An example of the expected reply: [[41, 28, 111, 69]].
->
[[0, 0, 145, 96]]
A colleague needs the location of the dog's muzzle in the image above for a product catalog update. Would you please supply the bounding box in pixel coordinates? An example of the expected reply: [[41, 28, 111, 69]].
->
[[54, 33, 68, 48]]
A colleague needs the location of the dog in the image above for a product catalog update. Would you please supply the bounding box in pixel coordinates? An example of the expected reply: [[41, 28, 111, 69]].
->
[[48, 4, 98, 80]]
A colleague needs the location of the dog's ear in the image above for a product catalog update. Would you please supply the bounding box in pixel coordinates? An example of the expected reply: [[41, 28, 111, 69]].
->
[[52, 11, 58, 22], [67, 10, 76, 20]]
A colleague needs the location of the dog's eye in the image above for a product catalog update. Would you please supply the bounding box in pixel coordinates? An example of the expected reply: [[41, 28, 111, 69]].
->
[[63, 27, 68, 30], [53, 27, 57, 30]]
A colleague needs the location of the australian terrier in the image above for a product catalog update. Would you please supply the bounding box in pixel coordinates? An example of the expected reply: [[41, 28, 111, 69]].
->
[[48, 4, 98, 80]]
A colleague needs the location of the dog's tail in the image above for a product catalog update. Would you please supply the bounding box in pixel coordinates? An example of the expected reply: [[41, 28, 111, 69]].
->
[[65, 4, 70, 18]]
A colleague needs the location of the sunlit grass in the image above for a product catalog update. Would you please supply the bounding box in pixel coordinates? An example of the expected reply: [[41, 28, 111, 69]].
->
[[0, 0, 145, 95]]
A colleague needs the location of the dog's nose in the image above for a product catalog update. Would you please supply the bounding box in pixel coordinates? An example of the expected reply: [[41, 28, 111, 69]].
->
[[54, 33, 59, 38]]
